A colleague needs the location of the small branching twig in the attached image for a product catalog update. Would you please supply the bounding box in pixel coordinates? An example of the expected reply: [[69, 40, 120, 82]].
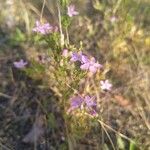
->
[[0, 92, 12, 99]]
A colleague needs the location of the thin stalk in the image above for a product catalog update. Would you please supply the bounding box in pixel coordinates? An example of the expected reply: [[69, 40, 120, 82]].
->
[[66, 27, 70, 45], [101, 123, 116, 150], [0, 92, 12, 99], [113, 0, 123, 14], [57, 1, 64, 47], [40, 0, 46, 22]]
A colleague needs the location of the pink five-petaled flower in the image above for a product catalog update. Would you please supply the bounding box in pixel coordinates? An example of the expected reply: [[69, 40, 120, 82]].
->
[[80, 54, 89, 64], [67, 96, 83, 113], [70, 52, 81, 62], [32, 20, 58, 35], [71, 96, 83, 109], [80, 57, 103, 74], [13, 59, 27, 69], [70, 52, 79, 62], [84, 96, 97, 108], [100, 80, 112, 91], [110, 16, 118, 23], [84, 95, 97, 116], [70, 51, 89, 63], [67, 5, 79, 17], [62, 49, 69, 58]]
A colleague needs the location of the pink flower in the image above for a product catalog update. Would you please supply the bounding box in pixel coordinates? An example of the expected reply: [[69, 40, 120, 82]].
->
[[84, 96, 96, 108], [80, 57, 103, 73], [67, 5, 79, 17], [70, 52, 82, 62], [100, 80, 112, 91], [80, 55, 89, 64], [33, 20, 58, 35], [70, 51, 102, 74], [62, 49, 69, 58], [13, 59, 27, 69], [110, 16, 118, 23], [70, 96, 83, 109]]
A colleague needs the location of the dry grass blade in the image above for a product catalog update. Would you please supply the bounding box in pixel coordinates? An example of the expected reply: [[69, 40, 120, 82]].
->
[[27, 2, 41, 17], [0, 92, 12, 99], [136, 103, 150, 130], [101, 123, 116, 150], [22, 115, 45, 144], [40, 0, 46, 21], [97, 119, 136, 144], [0, 138, 14, 150]]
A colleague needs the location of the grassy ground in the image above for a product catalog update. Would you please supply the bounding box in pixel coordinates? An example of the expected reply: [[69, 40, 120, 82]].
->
[[0, 0, 150, 149]]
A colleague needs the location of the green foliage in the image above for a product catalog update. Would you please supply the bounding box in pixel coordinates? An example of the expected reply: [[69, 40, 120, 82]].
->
[[61, 15, 71, 28], [60, 0, 70, 7], [103, 144, 109, 150], [93, 0, 106, 11], [45, 33, 61, 50], [25, 60, 45, 79], [9, 28, 26, 45], [47, 113, 57, 129], [142, 54, 150, 65], [117, 136, 125, 149], [129, 141, 137, 150], [58, 143, 68, 150]]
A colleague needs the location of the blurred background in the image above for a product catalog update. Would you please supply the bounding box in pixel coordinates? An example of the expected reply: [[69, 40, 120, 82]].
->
[[0, 0, 150, 149]]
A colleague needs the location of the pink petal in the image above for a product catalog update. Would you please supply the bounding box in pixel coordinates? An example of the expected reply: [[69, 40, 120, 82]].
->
[[89, 66, 97, 73], [80, 63, 89, 70]]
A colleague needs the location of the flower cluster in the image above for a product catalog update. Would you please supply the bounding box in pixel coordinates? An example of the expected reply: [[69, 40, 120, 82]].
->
[[62, 48, 113, 116], [62, 50, 103, 74], [80, 57, 103, 74], [29, 4, 113, 119], [67, 79, 112, 116], [33, 21, 58, 35], [68, 95, 97, 116]]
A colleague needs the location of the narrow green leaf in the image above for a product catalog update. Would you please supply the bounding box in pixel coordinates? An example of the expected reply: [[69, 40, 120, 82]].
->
[[129, 141, 136, 150]]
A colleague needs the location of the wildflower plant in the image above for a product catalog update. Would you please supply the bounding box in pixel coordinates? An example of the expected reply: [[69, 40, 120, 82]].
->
[[18, 1, 114, 138], [16, 0, 139, 146], [6, 0, 148, 148], [32, 21, 58, 35]]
